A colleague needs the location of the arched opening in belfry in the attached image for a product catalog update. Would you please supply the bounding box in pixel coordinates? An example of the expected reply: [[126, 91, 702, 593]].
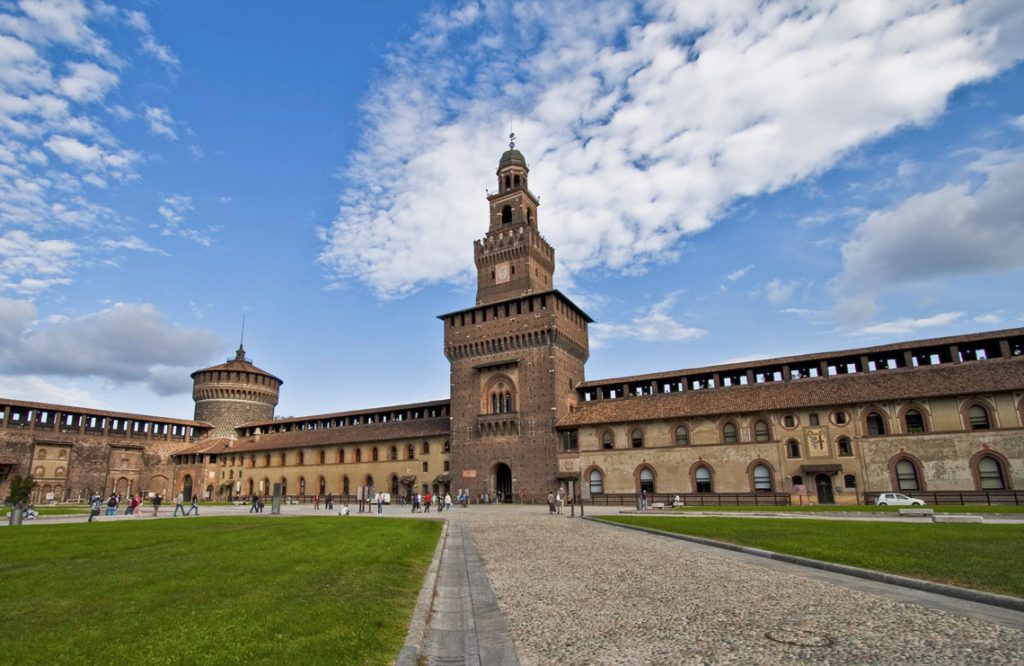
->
[[501, 205, 512, 225], [527, 209, 532, 225], [513, 174, 520, 187]]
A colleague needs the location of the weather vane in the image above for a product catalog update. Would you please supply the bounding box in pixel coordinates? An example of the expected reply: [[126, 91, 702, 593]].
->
[[509, 121, 516, 150]]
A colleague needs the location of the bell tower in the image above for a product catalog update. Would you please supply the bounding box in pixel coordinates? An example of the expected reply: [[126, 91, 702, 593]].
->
[[441, 138, 591, 501], [474, 133, 555, 306]]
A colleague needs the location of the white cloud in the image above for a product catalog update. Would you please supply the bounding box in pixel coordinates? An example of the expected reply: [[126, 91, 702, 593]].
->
[[591, 292, 706, 347], [855, 311, 964, 336], [0, 300, 221, 395], [157, 194, 191, 226], [144, 105, 176, 139], [102, 235, 167, 255], [320, 0, 1024, 298], [57, 60, 117, 102], [833, 152, 1024, 321], [724, 264, 753, 281], [974, 312, 1002, 326], [764, 279, 799, 305], [124, 9, 180, 69], [0, 230, 77, 293]]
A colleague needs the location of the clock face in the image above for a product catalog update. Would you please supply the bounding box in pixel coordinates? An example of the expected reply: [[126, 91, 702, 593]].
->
[[495, 262, 510, 285]]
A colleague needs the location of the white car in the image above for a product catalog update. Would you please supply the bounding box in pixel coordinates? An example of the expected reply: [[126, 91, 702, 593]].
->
[[875, 492, 925, 506]]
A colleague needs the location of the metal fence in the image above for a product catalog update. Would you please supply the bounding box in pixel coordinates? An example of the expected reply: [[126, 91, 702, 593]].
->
[[582, 492, 792, 507], [864, 490, 1024, 505]]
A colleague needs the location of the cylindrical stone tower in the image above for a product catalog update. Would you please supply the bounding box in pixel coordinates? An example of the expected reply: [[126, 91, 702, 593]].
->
[[191, 345, 282, 439]]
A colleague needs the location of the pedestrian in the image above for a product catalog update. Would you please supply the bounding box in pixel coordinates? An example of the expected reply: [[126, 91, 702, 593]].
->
[[258, 496, 265, 513], [376, 493, 383, 515], [547, 491, 555, 514], [556, 488, 564, 515], [326, 493, 334, 510], [186, 494, 199, 516], [152, 493, 163, 516], [424, 492, 432, 512], [412, 493, 420, 513], [105, 493, 118, 516], [444, 493, 452, 511], [173, 491, 185, 517], [314, 494, 320, 510], [130, 494, 140, 515], [249, 494, 259, 513], [640, 489, 648, 510], [89, 494, 101, 522]]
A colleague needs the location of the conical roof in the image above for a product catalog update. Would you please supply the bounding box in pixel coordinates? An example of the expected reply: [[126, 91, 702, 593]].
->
[[190, 345, 283, 384]]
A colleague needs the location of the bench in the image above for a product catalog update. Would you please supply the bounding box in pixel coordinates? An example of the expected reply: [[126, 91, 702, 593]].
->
[[932, 514, 983, 523], [898, 508, 934, 517], [650, 502, 665, 510]]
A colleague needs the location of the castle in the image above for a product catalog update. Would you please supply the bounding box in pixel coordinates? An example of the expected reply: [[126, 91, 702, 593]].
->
[[2, 145, 1022, 506]]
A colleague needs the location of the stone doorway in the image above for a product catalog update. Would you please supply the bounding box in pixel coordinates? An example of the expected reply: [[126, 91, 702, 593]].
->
[[182, 474, 193, 500], [815, 473, 834, 504], [494, 462, 512, 502]]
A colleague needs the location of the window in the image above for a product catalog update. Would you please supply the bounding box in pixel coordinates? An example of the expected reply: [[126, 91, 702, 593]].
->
[[501, 205, 512, 224], [631, 429, 644, 448], [837, 437, 853, 457], [754, 420, 770, 442], [695, 466, 713, 493], [589, 469, 604, 495], [722, 422, 738, 444], [895, 459, 920, 491], [968, 405, 991, 430], [866, 412, 886, 436], [786, 439, 801, 458], [444, 460, 450, 472], [422, 461, 429, 473], [422, 442, 430, 455], [638, 467, 655, 493], [299, 478, 306, 496], [354, 449, 362, 463], [978, 456, 1006, 490], [602, 431, 614, 450], [407, 444, 415, 460], [443, 440, 451, 453], [390, 446, 397, 461], [782, 415, 796, 428], [808, 413, 820, 426], [318, 477, 326, 495], [791, 475, 804, 486], [297, 451, 305, 465], [752, 464, 772, 492], [843, 474, 857, 489], [264, 454, 271, 467], [674, 426, 689, 446], [904, 409, 926, 433], [372, 447, 379, 462], [319, 451, 326, 464], [833, 411, 848, 425]]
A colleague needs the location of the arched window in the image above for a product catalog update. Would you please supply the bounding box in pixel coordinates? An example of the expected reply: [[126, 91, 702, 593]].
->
[[695, 466, 713, 493], [372, 447, 379, 462], [342, 476, 349, 495], [280, 453, 287, 466], [422, 442, 430, 455], [674, 426, 689, 446], [527, 209, 533, 225], [977, 456, 1006, 490], [264, 454, 271, 466], [37, 449, 47, 459], [791, 475, 804, 487], [366, 475, 374, 491], [904, 409, 926, 433], [299, 478, 306, 496], [631, 429, 644, 448], [319, 451, 325, 465], [513, 174, 520, 187], [55, 466, 65, 476], [589, 469, 604, 495], [752, 464, 772, 492], [443, 440, 451, 453], [501, 205, 512, 225], [318, 477, 325, 495], [297, 450, 305, 465], [866, 412, 886, 436], [602, 431, 614, 450], [354, 449, 362, 463], [407, 444, 415, 459], [837, 436, 853, 456], [722, 422, 738, 443], [638, 467, 655, 493], [786, 439, 801, 458], [895, 459, 920, 491], [968, 405, 991, 430], [280, 477, 287, 495], [754, 420, 770, 442]]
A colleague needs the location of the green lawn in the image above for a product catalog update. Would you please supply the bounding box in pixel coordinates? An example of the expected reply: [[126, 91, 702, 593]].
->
[[0, 516, 441, 664], [601, 515, 1024, 598], [672, 504, 1024, 514]]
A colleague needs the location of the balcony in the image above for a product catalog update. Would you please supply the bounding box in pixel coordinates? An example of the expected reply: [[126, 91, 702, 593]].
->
[[476, 413, 520, 437]]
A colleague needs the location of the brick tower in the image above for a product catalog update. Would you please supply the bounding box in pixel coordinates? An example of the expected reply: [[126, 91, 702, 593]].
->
[[441, 137, 591, 501], [191, 345, 282, 439]]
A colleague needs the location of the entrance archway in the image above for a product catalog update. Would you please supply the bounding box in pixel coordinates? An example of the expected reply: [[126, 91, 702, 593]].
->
[[182, 475, 193, 500], [815, 473, 834, 504], [494, 463, 512, 501]]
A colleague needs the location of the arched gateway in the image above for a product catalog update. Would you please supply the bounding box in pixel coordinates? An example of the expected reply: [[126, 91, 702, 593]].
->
[[494, 463, 512, 502]]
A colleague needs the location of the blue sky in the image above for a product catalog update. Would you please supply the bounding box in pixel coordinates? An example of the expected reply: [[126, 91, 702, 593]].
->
[[0, 0, 1022, 420]]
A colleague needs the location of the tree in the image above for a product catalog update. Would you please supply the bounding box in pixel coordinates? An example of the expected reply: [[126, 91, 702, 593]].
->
[[8, 474, 35, 505]]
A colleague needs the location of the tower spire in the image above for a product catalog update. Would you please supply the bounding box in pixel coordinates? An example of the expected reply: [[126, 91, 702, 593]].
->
[[235, 312, 248, 361]]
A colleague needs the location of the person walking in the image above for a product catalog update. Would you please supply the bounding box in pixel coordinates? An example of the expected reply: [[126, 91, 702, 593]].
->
[[547, 491, 555, 514], [130, 494, 141, 515], [173, 491, 186, 517], [314, 494, 320, 510], [640, 489, 648, 510], [412, 493, 420, 513], [556, 489, 564, 515], [325, 493, 334, 510], [105, 493, 118, 516], [249, 494, 259, 513], [88, 494, 101, 522], [444, 493, 452, 511], [376, 493, 383, 515], [152, 493, 163, 516], [257, 496, 265, 513], [186, 494, 199, 516]]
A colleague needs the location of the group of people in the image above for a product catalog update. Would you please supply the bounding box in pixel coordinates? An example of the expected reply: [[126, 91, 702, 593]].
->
[[311, 494, 335, 510], [546, 488, 567, 514], [87, 491, 199, 522], [409, 492, 454, 513]]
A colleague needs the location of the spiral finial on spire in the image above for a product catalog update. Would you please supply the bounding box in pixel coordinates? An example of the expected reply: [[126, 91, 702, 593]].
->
[[509, 131, 516, 150]]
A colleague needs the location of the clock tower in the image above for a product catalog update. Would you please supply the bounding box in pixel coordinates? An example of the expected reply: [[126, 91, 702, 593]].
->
[[441, 137, 591, 502], [474, 135, 555, 306]]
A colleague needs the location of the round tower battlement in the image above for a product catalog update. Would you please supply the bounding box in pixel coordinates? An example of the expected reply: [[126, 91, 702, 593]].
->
[[191, 345, 282, 439]]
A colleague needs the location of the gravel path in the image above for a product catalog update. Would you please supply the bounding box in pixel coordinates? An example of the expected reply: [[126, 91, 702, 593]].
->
[[459, 508, 1024, 665]]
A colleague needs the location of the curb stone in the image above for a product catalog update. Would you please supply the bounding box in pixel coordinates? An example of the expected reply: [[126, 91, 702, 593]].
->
[[396, 520, 448, 666], [588, 516, 1024, 613]]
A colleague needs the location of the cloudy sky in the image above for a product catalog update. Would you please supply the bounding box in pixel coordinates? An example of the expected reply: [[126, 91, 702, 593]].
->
[[0, 0, 1022, 419]]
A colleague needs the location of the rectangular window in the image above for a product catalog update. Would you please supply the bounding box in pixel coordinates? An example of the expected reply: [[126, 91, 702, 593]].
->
[[561, 430, 578, 452], [808, 413, 820, 426]]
